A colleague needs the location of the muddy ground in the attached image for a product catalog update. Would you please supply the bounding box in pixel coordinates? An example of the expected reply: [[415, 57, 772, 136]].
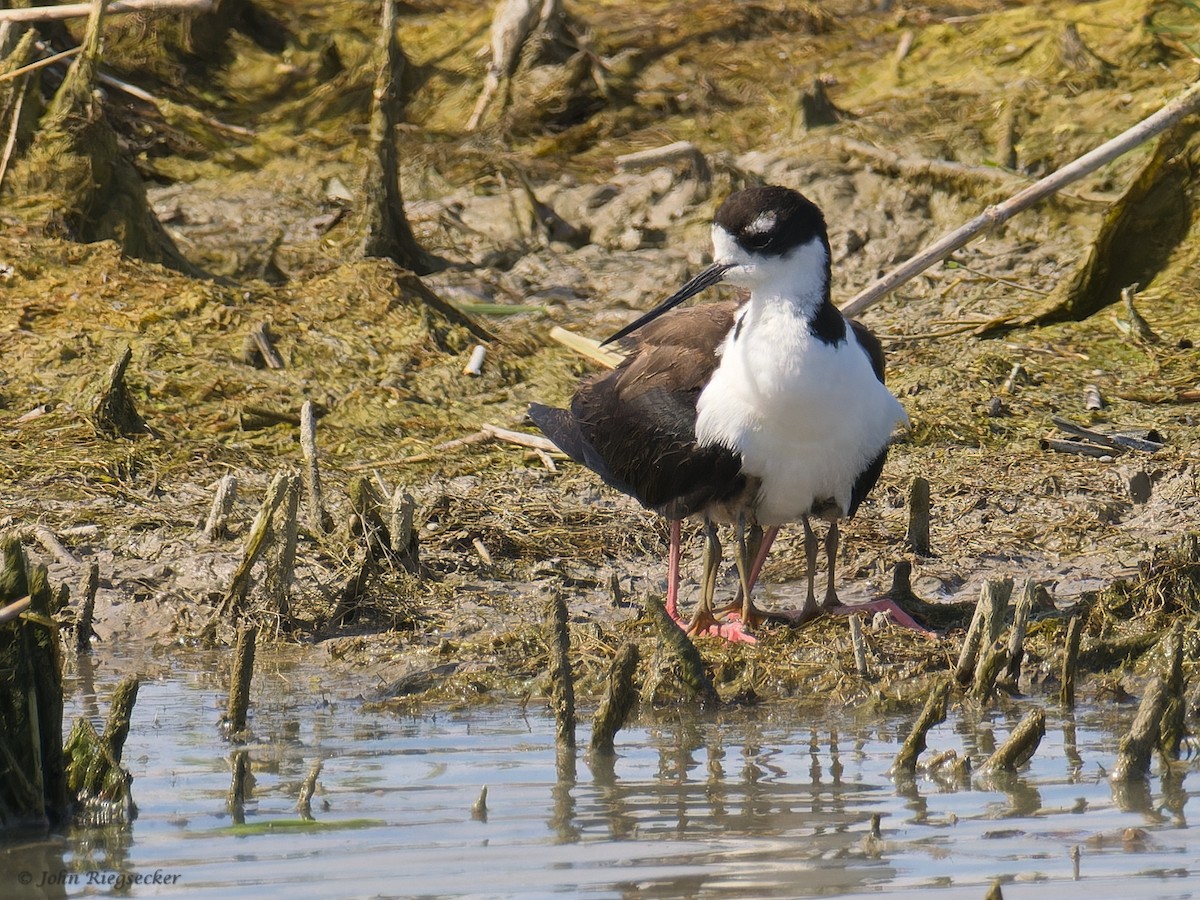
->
[[2, 0, 1199, 709]]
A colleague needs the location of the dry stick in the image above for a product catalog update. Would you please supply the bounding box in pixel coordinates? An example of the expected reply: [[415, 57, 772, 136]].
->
[[839, 79, 1200, 318], [204, 474, 238, 541], [1110, 677, 1167, 782], [0, 0, 212, 22], [1050, 416, 1163, 453], [76, 562, 99, 652], [954, 577, 1012, 685], [1060, 615, 1083, 709], [389, 487, 419, 573], [299, 402, 330, 535], [219, 472, 289, 618], [980, 707, 1046, 773], [0, 595, 31, 625], [28, 524, 80, 567], [892, 677, 951, 773], [906, 475, 931, 556], [248, 322, 284, 369], [225, 624, 258, 738], [1001, 578, 1037, 687], [0, 76, 26, 191], [480, 423, 558, 453], [591, 642, 640, 755], [849, 614, 871, 679], [297, 759, 322, 819], [0, 45, 81, 85], [646, 596, 720, 707], [546, 591, 576, 750]]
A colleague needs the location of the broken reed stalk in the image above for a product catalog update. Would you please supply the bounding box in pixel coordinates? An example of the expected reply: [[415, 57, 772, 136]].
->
[[892, 676, 950, 773], [228, 749, 250, 824], [545, 591, 576, 750], [388, 486, 419, 573], [590, 642, 640, 755], [1110, 677, 1167, 782], [849, 614, 871, 679], [646, 596, 719, 707], [906, 475, 931, 556], [954, 577, 1012, 684], [348, 475, 393, 563], [264, 475, 300, 626], [102, 676, 139, 765], [225, 624, 258, 739], [299, 401, 331, 535], [1001, 578, 1037, 687], [1060, 615, 1083, 709], [91, 344, 149, 437], [219, 472, 289, 619], [297, 759, 322, 819], [204, 474, 238, 541], [840, 78, 1200, 318], [980, 707, 1046, 773], [1160, 622, 1185, 760], [75, 562, 99, 652], [972, 639, 1009, 702]]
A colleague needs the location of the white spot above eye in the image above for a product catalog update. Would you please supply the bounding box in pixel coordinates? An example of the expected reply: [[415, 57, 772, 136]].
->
[[745, 211, 776, 235]]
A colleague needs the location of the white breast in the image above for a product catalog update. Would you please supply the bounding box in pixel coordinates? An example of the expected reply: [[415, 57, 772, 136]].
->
[[695, 302, 907, 526]]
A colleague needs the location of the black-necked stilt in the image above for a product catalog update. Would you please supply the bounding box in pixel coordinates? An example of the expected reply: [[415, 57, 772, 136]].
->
[[531, 185, 919, 643]]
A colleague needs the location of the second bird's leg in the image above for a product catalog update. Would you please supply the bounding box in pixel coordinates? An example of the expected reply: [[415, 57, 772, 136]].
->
[[821, 520, 839, 609], [686, 519, 722, 634], [800, 515, 820, 618], [735, 516, 764, 626], [665, 519, 683, 621]]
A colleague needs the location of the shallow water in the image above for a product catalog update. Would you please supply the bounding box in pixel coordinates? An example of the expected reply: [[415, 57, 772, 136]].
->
[[2, 646, 1197, 899]]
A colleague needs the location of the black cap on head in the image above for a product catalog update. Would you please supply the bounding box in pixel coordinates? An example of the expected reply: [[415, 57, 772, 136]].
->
[[714, 186, 828, 257]]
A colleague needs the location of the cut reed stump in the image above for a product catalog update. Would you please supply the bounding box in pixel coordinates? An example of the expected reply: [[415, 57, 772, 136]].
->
[[300, 401, 332, 535], [545, 590, 575, 750], [204, 474, 238, 541], [1060, 615, 1083, 709], [954, 577, 1012, 685], [979, 707, 1045, 774], [218, 471, 292, 620], [91, 345, 151, 438], [1110, 677, 1167, 782], [1159, 622, 1185, 760], [906, 475, 931, 556], [353, 0, 438, 274], [0, 538, 70, 830], [3, 0, 200, 274], [892, 677, 951, 773], [1000, 578, 1037, 689], [64, 675, 139, 824], [75, 561, 99, 652], [647, 596, 719, 707], [591, 642, 639, 756]]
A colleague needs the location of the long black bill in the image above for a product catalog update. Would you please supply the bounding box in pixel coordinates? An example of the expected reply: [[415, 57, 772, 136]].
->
[[600, 262, 734, 347]]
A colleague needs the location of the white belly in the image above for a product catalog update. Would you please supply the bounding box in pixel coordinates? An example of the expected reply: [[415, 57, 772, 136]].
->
[[695, 309, 907, 526]]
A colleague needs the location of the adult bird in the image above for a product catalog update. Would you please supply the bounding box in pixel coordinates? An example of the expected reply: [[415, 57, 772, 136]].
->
[[530, 185, 918, 642]]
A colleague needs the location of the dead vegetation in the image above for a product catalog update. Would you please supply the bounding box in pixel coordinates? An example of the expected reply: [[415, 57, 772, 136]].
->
[[0, 0, 1199, 729]]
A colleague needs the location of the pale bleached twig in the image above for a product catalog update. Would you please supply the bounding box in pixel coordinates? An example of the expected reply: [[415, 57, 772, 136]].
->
[[0, 0, 212, 23], [840, 79, 1200, 318]]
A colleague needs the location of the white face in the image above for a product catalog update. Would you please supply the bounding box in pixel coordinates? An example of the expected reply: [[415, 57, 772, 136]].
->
[[711, 225, 829, 300]]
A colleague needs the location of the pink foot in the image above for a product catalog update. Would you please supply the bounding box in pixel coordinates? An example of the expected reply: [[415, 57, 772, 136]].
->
[[691, 612, 759, 645], [829, 599, 936, 636]]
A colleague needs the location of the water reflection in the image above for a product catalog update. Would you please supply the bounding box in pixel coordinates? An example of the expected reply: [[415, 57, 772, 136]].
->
[[0, 649, 1196, 899]]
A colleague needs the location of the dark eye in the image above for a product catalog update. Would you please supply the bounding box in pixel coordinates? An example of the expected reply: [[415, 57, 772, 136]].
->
[[741, 230, 771, 251]]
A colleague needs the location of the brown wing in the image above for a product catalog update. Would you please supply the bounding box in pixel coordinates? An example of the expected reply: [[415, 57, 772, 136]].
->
[[531, 303, 746, 519]]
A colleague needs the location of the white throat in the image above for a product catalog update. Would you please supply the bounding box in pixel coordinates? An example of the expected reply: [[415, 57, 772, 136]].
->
[[710, 226, 830, 319]]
